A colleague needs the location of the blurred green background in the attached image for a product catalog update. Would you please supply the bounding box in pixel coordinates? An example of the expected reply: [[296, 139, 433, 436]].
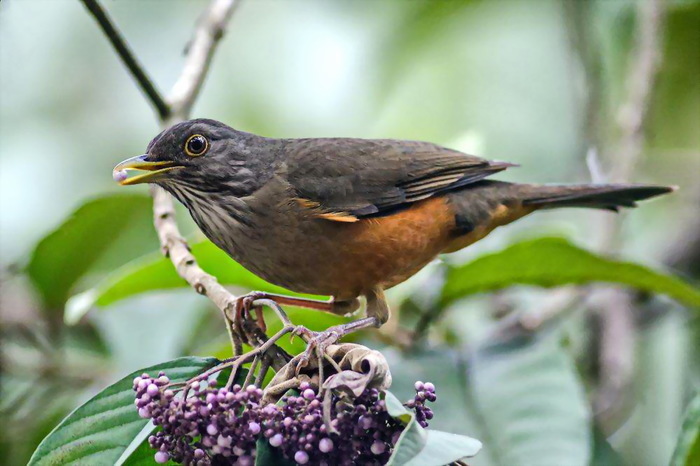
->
[[1, 1, 699, 465]]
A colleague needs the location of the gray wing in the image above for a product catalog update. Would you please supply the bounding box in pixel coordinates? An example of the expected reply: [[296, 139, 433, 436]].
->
[[283, 137, 514, 219]]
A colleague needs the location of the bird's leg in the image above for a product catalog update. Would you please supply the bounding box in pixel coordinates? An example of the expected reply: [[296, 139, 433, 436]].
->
[[234, 292, 268, 343], [293, 287, 389, 373], [234, 291, 353, 344]]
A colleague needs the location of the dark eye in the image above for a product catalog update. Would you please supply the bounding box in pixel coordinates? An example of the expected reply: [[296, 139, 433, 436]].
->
[[185, 134, 208, 157]]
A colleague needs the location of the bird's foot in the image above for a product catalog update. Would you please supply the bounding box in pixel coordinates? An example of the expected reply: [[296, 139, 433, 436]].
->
[[234, 291, 269, 344], [292, 317, 380, 377], [292, 325, 346, 374], [234, 291, 337, 339]]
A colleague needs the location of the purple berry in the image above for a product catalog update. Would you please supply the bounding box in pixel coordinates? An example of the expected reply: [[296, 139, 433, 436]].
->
[[294, 450, 309, 464], [370, 440, 386, 455], [358, 415, 373, 430], [154, 451, 169, 463], [248, 421, 261, 435], [269, 434, 283, 447], [319, 438, 334, 453], [113, 169, 128, 183], [146, 383, 159, 397], [217, 434, 231, 447]]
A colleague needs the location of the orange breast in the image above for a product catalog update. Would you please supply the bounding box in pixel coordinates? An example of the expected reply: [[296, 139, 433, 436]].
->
[[332, 196, 456, 292]]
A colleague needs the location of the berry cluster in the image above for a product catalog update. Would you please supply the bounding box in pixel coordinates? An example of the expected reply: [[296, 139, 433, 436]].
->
[[133, 373, 263, 465], [260, 382, 400, 465], [133, 374, 437, 466], [405, 381, 436, 428]]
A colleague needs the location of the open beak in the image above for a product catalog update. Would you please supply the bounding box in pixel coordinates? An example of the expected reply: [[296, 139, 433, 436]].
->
[[112, 154, 184, 185]]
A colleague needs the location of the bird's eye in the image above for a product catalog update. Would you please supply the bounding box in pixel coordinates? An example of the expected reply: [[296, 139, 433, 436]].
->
[[184, 134, 208, 157]]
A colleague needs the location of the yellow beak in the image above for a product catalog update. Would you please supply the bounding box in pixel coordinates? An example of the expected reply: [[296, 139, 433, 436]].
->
[[113, 154, 183, 185]]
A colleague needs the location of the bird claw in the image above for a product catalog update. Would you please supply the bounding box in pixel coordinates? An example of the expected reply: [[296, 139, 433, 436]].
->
[[293, 326, 343, 375], [234, 292, 268, 342]]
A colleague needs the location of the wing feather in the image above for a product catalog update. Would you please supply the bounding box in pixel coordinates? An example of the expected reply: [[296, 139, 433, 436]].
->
[[283, 138, 514, 220]]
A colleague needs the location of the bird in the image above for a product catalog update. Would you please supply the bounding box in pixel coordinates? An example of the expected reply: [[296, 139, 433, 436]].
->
[[113, 118, 673, 351]]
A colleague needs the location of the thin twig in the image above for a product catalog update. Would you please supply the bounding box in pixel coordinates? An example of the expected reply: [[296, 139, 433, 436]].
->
[[79, 0, 170, 119], [255, 356, 273, 387], [167, 0, 241, 118]]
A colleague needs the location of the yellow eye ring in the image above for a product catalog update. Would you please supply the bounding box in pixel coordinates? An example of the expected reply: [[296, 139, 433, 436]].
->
[[184, 134, 209, 157]]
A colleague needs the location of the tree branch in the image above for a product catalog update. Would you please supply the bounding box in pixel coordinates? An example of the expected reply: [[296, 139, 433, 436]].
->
[[79, 0, 170, 119], [166, 0, 240, 119]]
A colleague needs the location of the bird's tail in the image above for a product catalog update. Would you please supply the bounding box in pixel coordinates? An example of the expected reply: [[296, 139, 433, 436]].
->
[[520, 183, 675, 212]]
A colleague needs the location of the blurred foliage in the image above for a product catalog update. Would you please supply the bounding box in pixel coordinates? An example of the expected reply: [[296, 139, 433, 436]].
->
[[466, 333, 591, 466], [65, 240, 313, 325], [2, 0, 699, 465], [26, 194, 156, 311], [671, 392, 700, 466]]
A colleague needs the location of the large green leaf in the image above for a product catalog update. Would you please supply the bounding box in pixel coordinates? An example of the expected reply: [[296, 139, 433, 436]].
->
[[466, 333, 591, 466], [670, 392, 700, 466], [26, 193, 157, 311], [65, 240, 314, 325], [384, 391, 482, 466], [442, 237, 700, 309], [29, 357, 219, 466]]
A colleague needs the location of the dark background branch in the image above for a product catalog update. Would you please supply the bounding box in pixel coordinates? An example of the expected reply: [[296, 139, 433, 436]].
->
[[79, 0, 170, 119]]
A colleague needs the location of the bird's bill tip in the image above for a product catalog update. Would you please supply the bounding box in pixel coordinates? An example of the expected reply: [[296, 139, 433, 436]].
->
[[112, 154, 182, 185]]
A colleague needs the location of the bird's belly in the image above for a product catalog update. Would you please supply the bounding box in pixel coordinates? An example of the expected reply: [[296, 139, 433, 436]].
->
[[230, 197, 456, 299]]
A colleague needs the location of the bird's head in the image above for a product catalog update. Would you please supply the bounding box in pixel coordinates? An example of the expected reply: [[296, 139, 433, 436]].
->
[[113, 119, 271, 197]]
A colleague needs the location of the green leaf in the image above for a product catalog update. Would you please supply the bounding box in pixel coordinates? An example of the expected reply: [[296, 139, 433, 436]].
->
[[590, 426, 623, 466], [404, 430, 483, 466], [29, 357, 219, 466], [65, 240, 315, 325], [254, 436, 295, 466], [670, 392, 700, 466], [26, 193, 157, 311], [385, 391, 426, 465], [442, 237, 700, 309], [466, 333, 591, 466], [117, 425, 176, 466], [385, 391, 481, 466]]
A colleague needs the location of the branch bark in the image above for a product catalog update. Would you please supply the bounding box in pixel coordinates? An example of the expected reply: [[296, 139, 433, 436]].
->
[[81, 0, 290, 371], [166, 0, 239, 120]]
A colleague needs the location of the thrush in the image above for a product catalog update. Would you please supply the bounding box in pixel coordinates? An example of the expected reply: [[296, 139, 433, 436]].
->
[[114, 119, 673, 351]]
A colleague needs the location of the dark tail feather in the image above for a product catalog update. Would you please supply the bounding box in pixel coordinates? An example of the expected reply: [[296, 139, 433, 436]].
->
[[522, 184, 675, 212]]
